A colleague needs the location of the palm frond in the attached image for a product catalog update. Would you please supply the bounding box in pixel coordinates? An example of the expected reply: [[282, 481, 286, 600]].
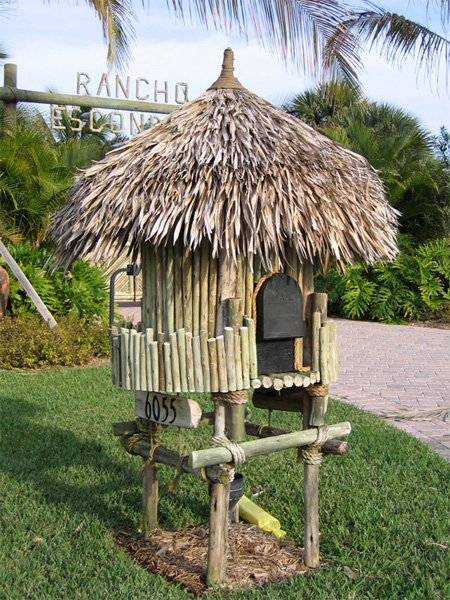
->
[[346, 6, 450, 86], [169, 0, 362, 83], [84, 0, 136, 71]]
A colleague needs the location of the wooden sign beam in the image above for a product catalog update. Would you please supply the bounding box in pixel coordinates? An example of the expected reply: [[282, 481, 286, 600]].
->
[[188, 421, 351, 469], [0, 239, 57, 329]]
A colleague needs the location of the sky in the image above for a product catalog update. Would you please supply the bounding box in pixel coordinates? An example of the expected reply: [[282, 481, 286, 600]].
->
[[1, 0, 449, 136]]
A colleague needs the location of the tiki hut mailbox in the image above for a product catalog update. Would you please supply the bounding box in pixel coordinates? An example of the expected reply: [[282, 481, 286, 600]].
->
[[48, 49, 398, 588]]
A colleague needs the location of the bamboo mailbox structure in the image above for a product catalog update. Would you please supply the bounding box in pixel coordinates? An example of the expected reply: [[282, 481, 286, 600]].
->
[[48, 49, 398, 586]]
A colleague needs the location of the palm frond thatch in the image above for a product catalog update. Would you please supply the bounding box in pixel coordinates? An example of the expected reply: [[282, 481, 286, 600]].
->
[[48, 50, 398, 271]]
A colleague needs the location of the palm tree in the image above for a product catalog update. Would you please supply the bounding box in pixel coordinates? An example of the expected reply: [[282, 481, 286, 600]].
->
[[71, 1, 450, 90], [288, 89, 449, 240], [0, 105, 120, 245]]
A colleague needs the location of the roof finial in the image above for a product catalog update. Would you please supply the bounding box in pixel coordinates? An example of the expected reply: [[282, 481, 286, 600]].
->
[[208, 48, 245, 90]]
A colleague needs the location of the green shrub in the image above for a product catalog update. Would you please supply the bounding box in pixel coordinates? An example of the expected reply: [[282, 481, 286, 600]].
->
[[0, 314, 110, 369], [1, 243, 108, 321], [316, 237, 450, 323]]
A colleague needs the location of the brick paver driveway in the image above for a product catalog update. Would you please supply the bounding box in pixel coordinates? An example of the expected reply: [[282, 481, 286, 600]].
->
[[330, 319, 450, 460]]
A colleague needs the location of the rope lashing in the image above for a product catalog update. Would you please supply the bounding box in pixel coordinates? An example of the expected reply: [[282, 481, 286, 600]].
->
[[210, 436, 246, 466], [307, 384, 329, 397], [197, 463, 235, 484], [124, 418, 161, 478], [211, 390, 248, 405], [168, 453, 190, 493], [297, 425, 329, 466]]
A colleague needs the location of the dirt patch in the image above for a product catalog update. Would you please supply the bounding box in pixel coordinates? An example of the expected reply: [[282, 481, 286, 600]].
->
[[115, 523, 307, 596]]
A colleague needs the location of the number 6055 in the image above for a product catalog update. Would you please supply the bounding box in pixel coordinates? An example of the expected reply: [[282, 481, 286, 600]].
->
[[144, 394, 177, 424]]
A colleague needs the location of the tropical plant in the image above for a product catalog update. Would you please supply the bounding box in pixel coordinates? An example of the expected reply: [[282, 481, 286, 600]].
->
[[286, 86, 450, 240], [0, 108, 69, 245], [0, 243, 109, 321], [0, 105, 123, 245], [315, 237, 450, 323]]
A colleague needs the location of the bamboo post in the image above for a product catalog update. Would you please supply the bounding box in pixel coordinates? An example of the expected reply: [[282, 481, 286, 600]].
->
[[177, 328, 188, 392], [208, 256, 218, 338], [170, 332, 181, 393], [157, 332, 166, 392], [208, 338, 219, 393], [244, 317, 258, 379], [192, 248, 201, 336], [150, 341, 159, 391], [156, 247, 165, 335], [145, 329, 154, 391], [120, 329, 131, 389], [192, 335, 204, 392], [236, 254, 245, 307], [129, 329, 137, 390], [302, 394, 320, 568], [163, 342, 173, 393], [234, 334, 243, 390], [140, 333, 147, 391], [182, 247, 193, 332], [244, 254, 254, 317], [223, 298, 243, 332], [200, 330, 211, 393], [141, 244, 152, 329], [216, 335, 228, 393], [240, 326, 250, 389], [200, 242, 210, 334], [216, 250, 237, 336], [185, 331, 196, 393], [174, 241, 184, 330], [224, 327, 236, 392], [166, 243, 175, 334], [110, 326, 118, 384]]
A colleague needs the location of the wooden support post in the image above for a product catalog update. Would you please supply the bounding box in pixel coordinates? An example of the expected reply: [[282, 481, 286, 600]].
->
[[3, 64, 17, 128], [207, 398, 230, 587], [0, 239, 57, 328], [302, 261, 314, 368], [312, 292, 328, 376], [302, 393, 320, 568], [142, 462, 158, 536], [207, 479, 231, 587]]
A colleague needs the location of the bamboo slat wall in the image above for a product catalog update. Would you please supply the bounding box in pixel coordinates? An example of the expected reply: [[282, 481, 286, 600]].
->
[[113, 243, 339, 394], [110, 321, 257, 393]]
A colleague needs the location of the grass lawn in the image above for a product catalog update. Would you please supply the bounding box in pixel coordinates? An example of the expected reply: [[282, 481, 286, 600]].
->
[[0, 365, 449, 599]]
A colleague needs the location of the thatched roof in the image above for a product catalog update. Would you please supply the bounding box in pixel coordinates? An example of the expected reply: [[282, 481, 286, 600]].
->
[[48, 49, 398, 271]]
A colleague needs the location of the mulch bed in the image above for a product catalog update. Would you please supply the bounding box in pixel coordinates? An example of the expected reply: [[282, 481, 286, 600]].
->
[[115, 523, 307, 595]]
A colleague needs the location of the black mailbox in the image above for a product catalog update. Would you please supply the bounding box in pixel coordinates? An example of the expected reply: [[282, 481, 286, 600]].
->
[[256, 273, 303, 341], [255, 273, 303, 374]]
